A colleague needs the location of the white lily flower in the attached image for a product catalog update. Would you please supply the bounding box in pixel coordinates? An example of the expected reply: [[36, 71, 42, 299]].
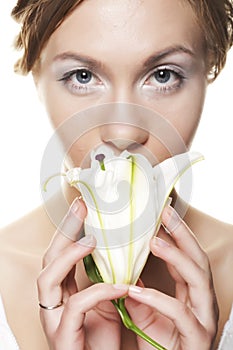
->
[[66, 146, 203, 285]]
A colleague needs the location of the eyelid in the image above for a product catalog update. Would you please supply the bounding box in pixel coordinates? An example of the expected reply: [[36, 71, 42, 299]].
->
[[57, 67, 105, 96], [58, 67, 98, 82], [58, 69, 76, 81], [141, 64, 187, 95], [53, 57, 97, 76], [143, 64, 186, 83]]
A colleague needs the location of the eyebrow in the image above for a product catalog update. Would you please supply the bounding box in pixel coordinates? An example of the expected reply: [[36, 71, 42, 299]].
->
[[53, 45, 195, 69], [53, 52, 104, 70], [143, 45, 195, 67]]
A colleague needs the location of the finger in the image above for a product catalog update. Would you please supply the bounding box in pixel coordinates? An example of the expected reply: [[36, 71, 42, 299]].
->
[[161, 206, 218, 327], [38, 235, 96, 336], [157, 226, 189, 304], [65, 266, 78, 296], [38, 238, 95, 335], [157, 225, 185, 286], [137, 278, 145, 288], [158, 211, 214, 308], [128, 286, 216, 348], [125, 295, 156, 334], [161, 205, 209, 271], [58, 197, 87, 241], [59, 266, 78, 306], [150, 237, 216, 330], [55, 284, 128, 349], [150, 237, 203, 288], [43, 197, 87, 267], [38, 235, 96, 304]]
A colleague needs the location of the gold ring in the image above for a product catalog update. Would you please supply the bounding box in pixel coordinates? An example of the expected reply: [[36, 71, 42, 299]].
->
[[39, 300, 63, 310]]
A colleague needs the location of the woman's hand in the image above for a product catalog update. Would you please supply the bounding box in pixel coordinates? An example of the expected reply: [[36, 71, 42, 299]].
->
[[37, 198, 128, 350], [125, 205, 219, 350], [38, 199, 218, 350]]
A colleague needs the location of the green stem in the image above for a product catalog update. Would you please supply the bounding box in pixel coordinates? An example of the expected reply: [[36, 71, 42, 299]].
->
[[112, 298, 168, 350], [43, 172, 66, 192], [84, 256, 167, 350]]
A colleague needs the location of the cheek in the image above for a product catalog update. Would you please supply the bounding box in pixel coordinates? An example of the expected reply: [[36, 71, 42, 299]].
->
[[158, 80, 205, 146], [41, 87, 77, 128], [65, 129, 102, 168], [37, 76, 94, 128], [37, 78, 102, 167], [174, 81, 206, 146], [144, 78, 206, 160]]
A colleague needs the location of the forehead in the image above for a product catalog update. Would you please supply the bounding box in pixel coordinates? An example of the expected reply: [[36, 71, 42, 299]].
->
[[42, 0, 203, 62]]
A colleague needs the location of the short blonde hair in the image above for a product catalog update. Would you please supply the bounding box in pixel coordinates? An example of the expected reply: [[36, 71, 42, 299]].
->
[[12, 0, 233, 80]]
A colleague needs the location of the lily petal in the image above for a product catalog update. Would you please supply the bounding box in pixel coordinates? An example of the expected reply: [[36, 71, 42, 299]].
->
[[66, 147, 203, 284], [153, 151, 204, 231]]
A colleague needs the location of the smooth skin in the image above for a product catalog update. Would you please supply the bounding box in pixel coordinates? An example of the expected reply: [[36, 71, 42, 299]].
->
[[0, 0, 233, 349], [36, 0, 207, 166], [37, 199, 218, 350]]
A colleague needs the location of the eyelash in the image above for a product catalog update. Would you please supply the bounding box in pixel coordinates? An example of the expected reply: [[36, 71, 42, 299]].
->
[[58, 68, 102, 95], [143, 66, 186, 93], [58, 66, 186, 96]]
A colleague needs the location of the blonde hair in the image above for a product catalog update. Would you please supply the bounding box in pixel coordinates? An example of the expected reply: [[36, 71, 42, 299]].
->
[[12, 0, 233, 80]]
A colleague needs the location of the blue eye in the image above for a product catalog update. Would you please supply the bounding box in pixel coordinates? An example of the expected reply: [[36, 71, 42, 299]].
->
[[59, 68, 104, 95], [153, 69, 171, 84], [75, 69, 92, 84], [143, 66, 186, 94]]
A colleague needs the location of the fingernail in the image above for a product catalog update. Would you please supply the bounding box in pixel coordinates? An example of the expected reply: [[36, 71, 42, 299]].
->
[[163, 205, 180, 223], [77, 235, 96, 247], [58, 198, 84, 241], [166, 197, 172, 207], [154, 237, 170, 248], [129, 285, 143, 294], [70, 197, 80, 214], [163, 205, 173, 219], [113, 284, 128, 291]]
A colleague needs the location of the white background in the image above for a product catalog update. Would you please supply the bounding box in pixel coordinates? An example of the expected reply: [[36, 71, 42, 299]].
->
[[0, 2, 233, 228]]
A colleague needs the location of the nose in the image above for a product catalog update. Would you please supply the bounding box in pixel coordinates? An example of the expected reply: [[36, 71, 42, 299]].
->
[[99, 103, 149, 151], [100, 123, 149, 151]]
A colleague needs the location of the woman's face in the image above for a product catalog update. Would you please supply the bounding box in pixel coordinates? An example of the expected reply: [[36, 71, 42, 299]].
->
[[35, 0, 207, 167]]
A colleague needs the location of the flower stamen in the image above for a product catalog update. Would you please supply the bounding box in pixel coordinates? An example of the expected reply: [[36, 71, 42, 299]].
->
[[95, 153, 106, 171]]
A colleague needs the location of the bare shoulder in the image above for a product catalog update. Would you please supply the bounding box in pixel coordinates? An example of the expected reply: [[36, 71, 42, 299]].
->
[[0, 206, 55, 350], [0, 191, 71, 290], [206, 217, 233, 341], [185, 205, 233, 276], [186, 206, 233, 279], [185, 205, 233, 253], [0, 205, 54, 295], [0, 205, 55, 255], [0, 203, 58, 305]]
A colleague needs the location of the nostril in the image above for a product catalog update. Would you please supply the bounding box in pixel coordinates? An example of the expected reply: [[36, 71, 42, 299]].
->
[[100, 124, 149, 151], [106, 139, 138, 151]]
